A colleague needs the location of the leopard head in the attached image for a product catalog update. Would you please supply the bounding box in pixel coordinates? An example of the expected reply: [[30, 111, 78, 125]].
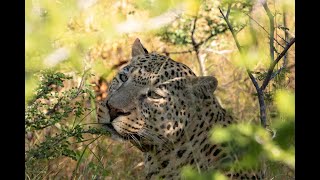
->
[[97, 39, 218, 152]]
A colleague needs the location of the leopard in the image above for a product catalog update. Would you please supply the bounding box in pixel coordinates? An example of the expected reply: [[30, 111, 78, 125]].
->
[[97, 38, 265, 179]]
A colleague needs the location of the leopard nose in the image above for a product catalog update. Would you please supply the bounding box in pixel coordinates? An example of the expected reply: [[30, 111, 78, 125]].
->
[[106, 101, 131, 122]]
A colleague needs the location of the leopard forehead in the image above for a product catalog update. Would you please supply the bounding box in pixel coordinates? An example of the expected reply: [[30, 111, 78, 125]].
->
[[129, 53, 196, 82], [108, 52, 197, 96]]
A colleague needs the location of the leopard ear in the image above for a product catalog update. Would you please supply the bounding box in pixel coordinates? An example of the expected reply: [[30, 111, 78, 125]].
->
[[187, 76, 218, 94], [132, 38, 149, 57]]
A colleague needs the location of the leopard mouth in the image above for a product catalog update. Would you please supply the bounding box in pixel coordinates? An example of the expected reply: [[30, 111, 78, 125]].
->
[[102, 123, 123, 140], [102, 123, 153, 151], [103, 123, 140, 140]]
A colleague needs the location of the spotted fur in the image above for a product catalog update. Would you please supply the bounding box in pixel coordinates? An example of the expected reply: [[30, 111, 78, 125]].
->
[[97, 39, 264, 179]]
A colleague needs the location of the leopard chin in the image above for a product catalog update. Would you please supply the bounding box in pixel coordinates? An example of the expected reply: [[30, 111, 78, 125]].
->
[[103, 122, 154, 151], [102, 123, 124, 141]]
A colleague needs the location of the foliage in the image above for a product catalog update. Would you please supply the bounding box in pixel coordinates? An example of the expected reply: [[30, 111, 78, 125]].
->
[[25, 0, 294, 179], [158, 0, 228, 46], [181, 166, 228, 180], [182, 89, 295, 179], [25, 70, 111, 178]]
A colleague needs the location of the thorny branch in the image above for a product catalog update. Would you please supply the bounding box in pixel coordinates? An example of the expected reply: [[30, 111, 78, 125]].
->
[[218, 3, 295, 128]]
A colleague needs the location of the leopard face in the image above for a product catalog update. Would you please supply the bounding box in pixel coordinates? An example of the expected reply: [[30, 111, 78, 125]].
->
[[97, 39, 217, 152]]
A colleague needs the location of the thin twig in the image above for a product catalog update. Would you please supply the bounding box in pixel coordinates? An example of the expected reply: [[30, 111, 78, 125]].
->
[[75, 68, 91, 97], [260, 37, 295, 90], [244, 12, 286, 48], [262, 0, 275, 62], [219, 6, 267, 128], [190, 16, 206, 76], [87, 145, 105, 169], [166, 50, 194, 54], [272, 12, 288, 80], [218, 7, 242, 53], [283, 12, 289, 67], [270, 66, 285, 79], [226, 4, 231, 19], [196, 33, 215, 49], [74, 108, 97, 128], [72, 135, 102, 178], [191, 17, 198, 49]]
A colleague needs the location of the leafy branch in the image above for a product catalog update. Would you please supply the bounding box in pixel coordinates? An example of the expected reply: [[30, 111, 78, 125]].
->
[[218, 1, 295, 128], [25, 70, 110, 162], [159, 1, 228, 76]]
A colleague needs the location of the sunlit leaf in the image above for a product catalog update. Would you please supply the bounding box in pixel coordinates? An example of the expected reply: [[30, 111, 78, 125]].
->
[[275, 90, 295, 119], [210, 126, 231, 143], [211, 171, 228, 180], [181, 166, 198, 179]]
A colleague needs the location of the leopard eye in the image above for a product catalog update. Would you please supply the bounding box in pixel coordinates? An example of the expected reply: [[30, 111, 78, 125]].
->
[[147, 90, 163, 99], [123, 66, 130, 73], [119, 73, 128, 82]]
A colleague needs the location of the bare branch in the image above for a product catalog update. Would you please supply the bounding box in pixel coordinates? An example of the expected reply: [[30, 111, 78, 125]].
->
[[196, 34, 215, 49], [190, 17, 206, 76], [226, 3, 231, 19], [262, 0, 275, 62], [260, 37, 295, 90], [270, 12, 290, 80], [219, 6, 267, 127], [247, 70, 267, 128], [244, 12, 286, 48], [166, 50, 194, 55], [218, 7, 243, 53], [270, 66, 285, 79], [283, 12, 289, 67], [191, 17, 198, 50]]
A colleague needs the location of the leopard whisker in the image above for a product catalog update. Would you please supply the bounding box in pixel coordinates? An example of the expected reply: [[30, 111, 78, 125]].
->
[[129, 134, 143, 149], [139, 128, 173, 150]]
